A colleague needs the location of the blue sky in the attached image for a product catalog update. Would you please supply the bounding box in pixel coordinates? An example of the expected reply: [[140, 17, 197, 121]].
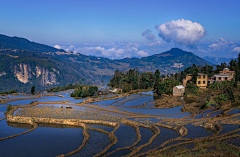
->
[[0, 0, 240, 59]]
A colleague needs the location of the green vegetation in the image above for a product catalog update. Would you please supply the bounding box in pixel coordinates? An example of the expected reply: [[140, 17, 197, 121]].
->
[[0, 38, 216, 93], [156, 79, 180, 96], [5, 105, 14, 115], [184, 83, 199, 95], [71, 85, 98, 98], [108, 69, 155, 92], [0, 34, 65, 52], [0, 89, 17, 94], [31, 86, 35, 95]]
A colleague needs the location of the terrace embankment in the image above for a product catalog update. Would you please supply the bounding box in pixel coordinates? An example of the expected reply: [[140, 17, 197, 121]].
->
[[3, 90, 240, 157], [7, 115, 118, 127]]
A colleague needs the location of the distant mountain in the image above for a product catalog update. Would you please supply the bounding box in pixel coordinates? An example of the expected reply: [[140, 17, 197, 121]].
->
[[0, 34, 65, 52], [0, 35, 213, 92], [203, 56, 233, 65]]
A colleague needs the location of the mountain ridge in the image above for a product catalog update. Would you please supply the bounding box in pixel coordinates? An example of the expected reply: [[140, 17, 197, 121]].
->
[[0, 34, 66, 53], [0, 34, 214, 92]]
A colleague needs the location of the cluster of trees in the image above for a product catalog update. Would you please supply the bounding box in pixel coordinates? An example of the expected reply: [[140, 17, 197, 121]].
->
[[0, 89, 17, 94], [108, 69, 156, 93], [71, 85, 98, 98], [108, 53, 240, 97]]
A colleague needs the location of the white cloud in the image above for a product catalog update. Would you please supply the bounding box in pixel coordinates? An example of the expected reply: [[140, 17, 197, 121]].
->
[[155, 19, 206, 45], [63, 45, 148, 59], [65, 45, 76, 52], [232, 46, 240, 53], [137, 50, 148, 57], [147, 41, 161, 46], [54, 45, 61, 49], [208, 38, 234, 51]]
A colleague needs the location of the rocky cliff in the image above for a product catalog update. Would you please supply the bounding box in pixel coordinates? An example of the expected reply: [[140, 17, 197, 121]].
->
[[13, 63, 59, 85]]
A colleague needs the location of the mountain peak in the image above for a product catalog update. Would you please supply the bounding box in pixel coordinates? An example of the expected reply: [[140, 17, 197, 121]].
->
[[160, 48, 192, 57], [170, 48, 183, 51]]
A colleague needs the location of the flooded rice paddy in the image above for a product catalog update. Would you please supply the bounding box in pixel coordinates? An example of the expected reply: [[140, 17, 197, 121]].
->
[[1, 91, 240, 156]]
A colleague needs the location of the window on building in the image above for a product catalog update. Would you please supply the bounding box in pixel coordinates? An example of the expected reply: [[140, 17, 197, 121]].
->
[[203, 75, 205, 78], [203, 81, 205, 84], [198, 76, 201, 79], [198, 81, 201, 84]]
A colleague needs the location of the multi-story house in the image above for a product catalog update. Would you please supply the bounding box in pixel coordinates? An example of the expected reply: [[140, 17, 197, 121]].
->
[[208, 68, 235, 83], [183, 73, 208, 88]]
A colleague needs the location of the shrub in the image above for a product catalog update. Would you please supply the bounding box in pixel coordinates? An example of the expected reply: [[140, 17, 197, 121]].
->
[[156, 79, 180, 95], [185, 83, 199, 95], [215, 94, 227, 105]]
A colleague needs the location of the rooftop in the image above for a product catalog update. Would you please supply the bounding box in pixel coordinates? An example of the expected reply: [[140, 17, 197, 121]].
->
[[175, 85, 185, 89], [214, 74, 230, 77], [187, 73, 207, 76]]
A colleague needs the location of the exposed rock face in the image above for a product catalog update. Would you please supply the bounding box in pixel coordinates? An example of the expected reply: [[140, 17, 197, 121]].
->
[[14, 63, 58, 85], [35, 66, 58, 85], [0, 71, 6, 77], [14, 63, 32, 83]]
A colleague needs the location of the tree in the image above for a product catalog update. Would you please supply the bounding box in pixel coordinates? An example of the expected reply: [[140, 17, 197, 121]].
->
[[153, 69, 160, 89], [161, 74, 165, 79], [191, 64, 198, 84], [31, 86, 35, 95], [234, 67, 239, 87], [229, 59, 237, 71], [238, 53, 240, 70]]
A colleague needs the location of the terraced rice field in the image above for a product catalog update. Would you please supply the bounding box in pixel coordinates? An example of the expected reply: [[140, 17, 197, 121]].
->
[[0, 91, 240, 157]]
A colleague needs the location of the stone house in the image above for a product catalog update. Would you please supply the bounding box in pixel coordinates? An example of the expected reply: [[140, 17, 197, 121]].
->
[[173, 85, 185, 96]]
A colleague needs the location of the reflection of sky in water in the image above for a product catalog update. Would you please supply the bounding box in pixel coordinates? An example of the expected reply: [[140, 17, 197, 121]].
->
[[0, 119, 30, 139], [67, 99, 87, 103], [5, 95, 36, 99], [220, 124, 240, 135], [117, 106, 184, 115], [72, 130, 110, 157], [0, 107, 7, 111], [194, 109, 215, 119], [0, 126, 84, 157], [162, 112, 190, 118], [183, 124, 214, 138], [137, 127, 179, 154], [210, 110, 223, 117], [0, 112, 6, 119], [228, 108, 240, 114], [138, 91, 154, 95], [121, 96, 153, 107], [92, 97, 125, 106], [104, 124, 137, 155]]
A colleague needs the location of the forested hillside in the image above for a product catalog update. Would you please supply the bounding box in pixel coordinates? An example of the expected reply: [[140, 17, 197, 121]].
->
[[0, 34, 214, 93]]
